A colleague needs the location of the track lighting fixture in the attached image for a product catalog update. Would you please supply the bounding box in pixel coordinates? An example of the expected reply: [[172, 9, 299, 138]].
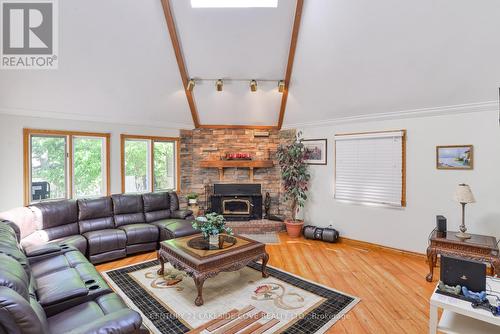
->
[[216, 79, 223, 91], [250, 80, 257, 92], [186, 79, 195, 92], [278, 80, 285, 93]]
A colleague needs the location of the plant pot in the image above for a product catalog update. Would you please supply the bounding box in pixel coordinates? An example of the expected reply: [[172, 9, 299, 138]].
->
[[188, 199, 198, 205], [285, 220, 304, 238], [209, 234, 219, 248]]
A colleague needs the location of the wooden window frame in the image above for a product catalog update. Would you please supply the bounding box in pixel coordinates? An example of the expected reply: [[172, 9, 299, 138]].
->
[[334, 129, 407, 207], [120, 134, 180, 193], [23, 128, 111, 206]]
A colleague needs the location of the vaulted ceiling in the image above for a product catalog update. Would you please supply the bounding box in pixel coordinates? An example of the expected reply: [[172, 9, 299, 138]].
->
[[1, 0, 499, 129]]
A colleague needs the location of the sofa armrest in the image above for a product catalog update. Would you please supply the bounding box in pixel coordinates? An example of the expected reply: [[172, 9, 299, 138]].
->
[[70, 309, 145, 334], [171, 209, 193, 219], [24, 243, 61, 257]]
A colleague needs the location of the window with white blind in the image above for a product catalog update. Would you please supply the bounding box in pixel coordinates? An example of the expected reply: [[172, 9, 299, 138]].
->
[[334, 130, 406, 207]]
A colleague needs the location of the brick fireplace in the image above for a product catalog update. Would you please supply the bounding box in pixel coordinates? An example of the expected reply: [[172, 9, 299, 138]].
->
[[179, 128, 295, 219]]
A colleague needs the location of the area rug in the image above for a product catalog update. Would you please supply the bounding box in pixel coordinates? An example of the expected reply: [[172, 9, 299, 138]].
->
[[239, 233, 281, 244], [102, 260, 359, 334]]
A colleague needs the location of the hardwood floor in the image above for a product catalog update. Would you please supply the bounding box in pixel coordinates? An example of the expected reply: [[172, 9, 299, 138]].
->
[[96, 233, 437, 334]]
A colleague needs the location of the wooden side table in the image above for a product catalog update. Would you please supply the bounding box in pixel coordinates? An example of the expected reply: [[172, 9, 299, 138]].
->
[[426, 230, 500, 282]]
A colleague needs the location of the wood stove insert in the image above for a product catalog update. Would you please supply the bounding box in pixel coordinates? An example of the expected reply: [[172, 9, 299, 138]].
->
[[210, 184, 262, 221]]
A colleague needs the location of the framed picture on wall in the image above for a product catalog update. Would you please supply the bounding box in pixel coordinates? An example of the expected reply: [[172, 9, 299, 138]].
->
[[303, 139, 328, 165], [436, 145, 473, 170]]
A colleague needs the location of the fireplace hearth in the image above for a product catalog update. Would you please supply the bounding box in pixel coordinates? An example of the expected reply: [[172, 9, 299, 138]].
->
[[210, 184, 262, 221]]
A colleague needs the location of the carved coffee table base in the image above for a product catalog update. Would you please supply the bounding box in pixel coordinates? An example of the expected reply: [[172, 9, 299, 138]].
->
[[157, 250, 269, 306]]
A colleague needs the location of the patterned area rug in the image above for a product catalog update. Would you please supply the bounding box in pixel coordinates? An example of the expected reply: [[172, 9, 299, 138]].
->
[[102, 260, 359, 333], [239, 233, 281, 244]]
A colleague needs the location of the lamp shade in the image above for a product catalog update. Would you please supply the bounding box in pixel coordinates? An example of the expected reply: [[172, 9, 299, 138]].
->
[[453, 183, 476, 203]]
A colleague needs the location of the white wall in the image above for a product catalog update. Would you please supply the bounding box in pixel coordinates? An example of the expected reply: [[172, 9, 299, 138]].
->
[[0, 114, 180, 211], [297, 110, 500, 254]]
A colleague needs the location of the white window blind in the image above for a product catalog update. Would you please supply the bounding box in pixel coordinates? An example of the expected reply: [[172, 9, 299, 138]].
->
[[334, 130, 406, 207]]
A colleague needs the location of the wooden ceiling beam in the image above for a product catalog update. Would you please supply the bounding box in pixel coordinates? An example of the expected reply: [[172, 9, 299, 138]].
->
[[277, 0, 304, 130], [161, 0, 303, 130], [160, 0, 200, 128]]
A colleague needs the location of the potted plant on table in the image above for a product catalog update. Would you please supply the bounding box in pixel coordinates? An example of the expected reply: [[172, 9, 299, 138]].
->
[[192, 212, 233, 247], [186, 193, 199, 205], [276, 132, 311, 238]]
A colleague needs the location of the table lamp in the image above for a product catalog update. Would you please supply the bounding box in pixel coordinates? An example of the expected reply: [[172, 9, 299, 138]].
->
[[453, 183, 475, 240]]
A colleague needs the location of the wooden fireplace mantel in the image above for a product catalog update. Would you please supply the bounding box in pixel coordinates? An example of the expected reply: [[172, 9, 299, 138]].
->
[[199, 160, 274, 182]]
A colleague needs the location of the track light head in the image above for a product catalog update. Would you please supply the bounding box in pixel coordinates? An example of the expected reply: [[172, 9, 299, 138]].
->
[[250, 80, 257, 92], [186, 79, 195, 92], [216, 79, 223, 91], [278, 80, 285, 93]]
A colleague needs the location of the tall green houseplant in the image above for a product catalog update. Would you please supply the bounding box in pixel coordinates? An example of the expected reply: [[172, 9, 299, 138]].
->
[[276, 132, 311, 223]]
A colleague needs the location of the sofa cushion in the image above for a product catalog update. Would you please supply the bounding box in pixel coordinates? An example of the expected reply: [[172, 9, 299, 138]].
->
[[118, 224, 159, 245], [171, 209, 194, 220], [31, 200, 78, 230], [29, 249, 88, 279], [0, 223, 30, 276], [47, 293, 142, 334], [142, 192, 171, 223], [168, 191, 180, 211], [78, 197, 114, 234], [0, 254, 30, 301], [0, 207, 36, 242], [83, 229, 126, 256], [29, 201, 79, 241], [48, 234, 87, 255], [31, 255, 70, 278], [0, 287, 50, 334], [151, 219, 199, 241], [35, 268, 88, 307], [112, 194, 145, 227]]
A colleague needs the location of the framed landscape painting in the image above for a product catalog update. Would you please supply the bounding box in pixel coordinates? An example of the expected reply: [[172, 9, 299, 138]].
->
[[303, 139, 327, 165], [436, 145, 473, 170]]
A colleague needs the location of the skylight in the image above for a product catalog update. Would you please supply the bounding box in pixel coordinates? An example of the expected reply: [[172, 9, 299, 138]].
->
[[191, 0, 278, 8]]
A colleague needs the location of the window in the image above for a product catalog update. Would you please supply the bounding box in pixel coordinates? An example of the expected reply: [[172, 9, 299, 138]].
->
[[121, 135, 179, 193], [73, 136, 107, 198], [334, 130, 406, 207], [24, 129, 110, 205]]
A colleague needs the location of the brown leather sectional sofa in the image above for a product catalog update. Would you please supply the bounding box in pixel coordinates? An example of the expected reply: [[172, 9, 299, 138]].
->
[[0, 220, 146, 334], [0, 191, 199, 333], [5, 191, 198, 264]]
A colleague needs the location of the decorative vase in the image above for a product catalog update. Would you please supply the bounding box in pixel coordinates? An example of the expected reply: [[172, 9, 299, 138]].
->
[[285, 219, 304, 238], [209, 234, 219, 248], [188, 199, 198, 205]]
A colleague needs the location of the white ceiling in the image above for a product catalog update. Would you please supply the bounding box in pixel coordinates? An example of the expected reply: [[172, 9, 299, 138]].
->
[[1, 0, 500, 128], [171, 0, 296, 125], [284, 0, 500, 126], [0, 0, 193, 128]]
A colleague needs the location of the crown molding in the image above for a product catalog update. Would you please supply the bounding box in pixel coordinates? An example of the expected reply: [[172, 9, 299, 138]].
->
[[283, 101, 499, 129], [0, 107, 193, 130]]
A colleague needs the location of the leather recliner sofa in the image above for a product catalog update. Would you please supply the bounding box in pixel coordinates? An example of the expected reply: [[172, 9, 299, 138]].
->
[[1, 191, 198, 264], [0, 220, 146, 334]]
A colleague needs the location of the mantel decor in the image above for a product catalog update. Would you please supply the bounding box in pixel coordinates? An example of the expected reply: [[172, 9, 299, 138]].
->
[[199, 160, 274, 182]]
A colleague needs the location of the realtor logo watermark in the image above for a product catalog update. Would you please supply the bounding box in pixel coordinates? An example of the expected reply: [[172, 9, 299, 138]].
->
[[1, 0, 58, 69]]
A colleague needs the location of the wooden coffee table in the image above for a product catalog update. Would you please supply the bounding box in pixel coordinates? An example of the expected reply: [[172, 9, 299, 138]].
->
[[157, 234, 269, 306]]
